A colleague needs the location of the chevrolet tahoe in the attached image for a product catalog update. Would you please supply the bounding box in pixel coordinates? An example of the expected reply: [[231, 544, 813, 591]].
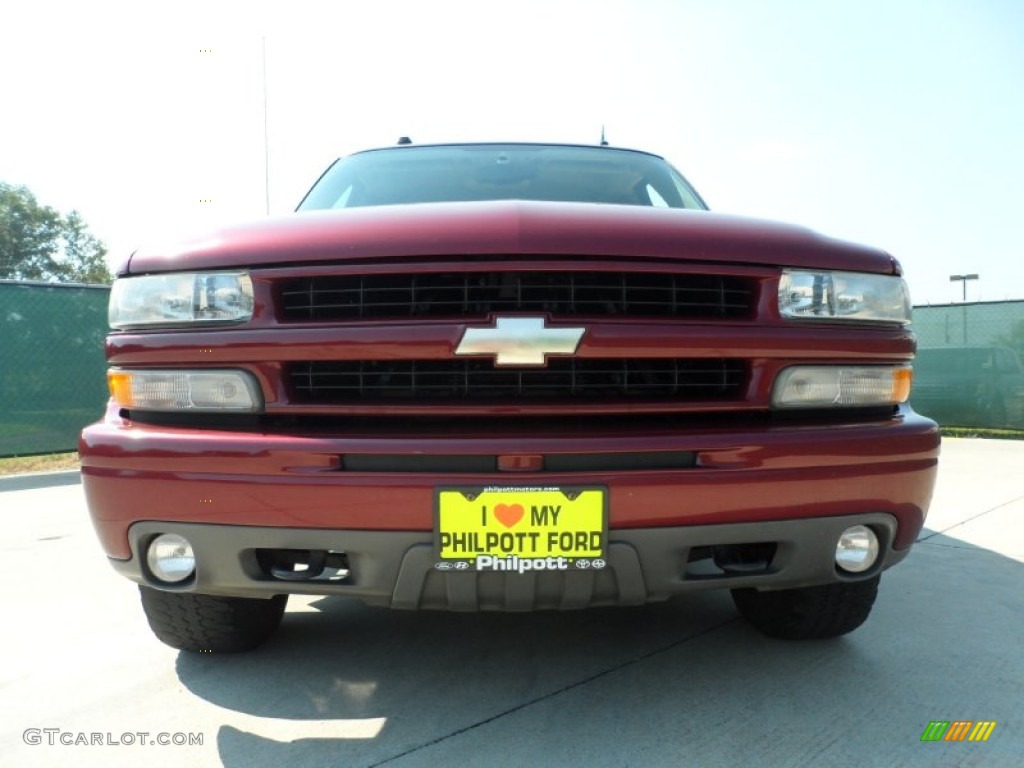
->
[[80, 142, 940, 652]]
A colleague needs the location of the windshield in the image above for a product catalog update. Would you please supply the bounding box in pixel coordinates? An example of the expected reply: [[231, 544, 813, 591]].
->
[[298, 144, 708, 211]]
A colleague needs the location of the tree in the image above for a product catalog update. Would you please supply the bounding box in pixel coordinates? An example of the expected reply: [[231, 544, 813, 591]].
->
[[0, 182, 111, 283]]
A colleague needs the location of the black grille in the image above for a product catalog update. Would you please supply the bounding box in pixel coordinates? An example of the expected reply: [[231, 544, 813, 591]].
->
[[289, 359, 746, 404], [279, 272, 754, 321]]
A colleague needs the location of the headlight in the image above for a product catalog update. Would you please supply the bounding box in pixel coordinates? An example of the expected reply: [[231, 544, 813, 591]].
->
[[773, 366, 913, 408], [779, 270, 911, 324], [107, 369, 263, 411], [109, 271, 253, 329]]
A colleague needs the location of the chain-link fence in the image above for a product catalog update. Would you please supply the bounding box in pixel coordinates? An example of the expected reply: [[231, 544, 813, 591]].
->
[[1, 281, 110, 457], [911, 301, 1024, 429]]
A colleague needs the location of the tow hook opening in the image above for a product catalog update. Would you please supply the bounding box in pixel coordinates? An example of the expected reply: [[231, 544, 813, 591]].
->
[[686, 542, 778, 578], [256, 549, 351, 582]]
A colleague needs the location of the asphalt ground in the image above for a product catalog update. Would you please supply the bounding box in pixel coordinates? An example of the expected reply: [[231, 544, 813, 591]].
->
[[1, 437, 1021, 768]]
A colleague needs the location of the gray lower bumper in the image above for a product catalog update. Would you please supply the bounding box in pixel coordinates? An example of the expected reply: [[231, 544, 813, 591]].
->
[[113, 513, 906, 610]]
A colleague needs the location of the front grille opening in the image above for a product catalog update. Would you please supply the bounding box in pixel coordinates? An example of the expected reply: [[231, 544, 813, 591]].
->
[[289, 359, 747, 404], [685, 543, 778, 579], [255, 549, 350, 582], [279, 272, 755, 321]]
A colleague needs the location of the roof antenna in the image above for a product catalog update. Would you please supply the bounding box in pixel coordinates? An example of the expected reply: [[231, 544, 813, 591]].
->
[[397, 136, 413, 145], [599, 126, 609, 147]]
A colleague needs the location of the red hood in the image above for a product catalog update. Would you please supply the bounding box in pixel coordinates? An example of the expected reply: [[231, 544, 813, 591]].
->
[[124, 201, 897, 275]]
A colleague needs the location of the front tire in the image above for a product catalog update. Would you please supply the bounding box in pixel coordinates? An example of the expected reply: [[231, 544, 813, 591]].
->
[[139, 587, 288, 653], [731, 575, 880, 640]]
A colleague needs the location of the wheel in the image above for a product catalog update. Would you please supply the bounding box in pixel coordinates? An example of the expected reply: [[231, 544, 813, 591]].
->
[[731, 575, 880, 640], [139, 586, 288, 653]]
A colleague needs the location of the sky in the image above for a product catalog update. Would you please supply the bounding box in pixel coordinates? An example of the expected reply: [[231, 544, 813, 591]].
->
[[1, 0, 1022, 305]]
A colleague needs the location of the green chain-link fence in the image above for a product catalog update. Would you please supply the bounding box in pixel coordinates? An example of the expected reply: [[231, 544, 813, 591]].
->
[[911, 301, 1024, 429], [2, 285, 1023, 457], [1, 281, 110, 457]]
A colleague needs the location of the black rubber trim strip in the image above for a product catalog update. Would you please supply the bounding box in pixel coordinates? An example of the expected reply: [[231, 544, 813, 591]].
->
[[341, 451, 698, 473]]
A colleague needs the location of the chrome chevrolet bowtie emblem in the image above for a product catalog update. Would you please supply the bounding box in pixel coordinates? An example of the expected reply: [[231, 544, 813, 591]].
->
[[455, 317, 586, 366]]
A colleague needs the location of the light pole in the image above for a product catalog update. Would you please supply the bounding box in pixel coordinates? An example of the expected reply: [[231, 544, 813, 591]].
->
[[949, 273, 979, 343], [949, 273, 978, 302], [262, 36, 270, 216]]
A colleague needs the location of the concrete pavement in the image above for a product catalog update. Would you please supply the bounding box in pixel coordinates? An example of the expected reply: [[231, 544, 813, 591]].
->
[[1, 438, 1021, 767]]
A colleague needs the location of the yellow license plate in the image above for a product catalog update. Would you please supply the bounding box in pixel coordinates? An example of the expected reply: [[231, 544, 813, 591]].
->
[[436, 486, 607, 572]]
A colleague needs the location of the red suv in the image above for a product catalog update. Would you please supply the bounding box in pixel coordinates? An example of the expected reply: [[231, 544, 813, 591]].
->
[[80, 142, 939, 652]]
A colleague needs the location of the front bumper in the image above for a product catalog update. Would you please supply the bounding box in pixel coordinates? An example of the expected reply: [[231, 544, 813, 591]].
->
[[115, 513, 905, 609], [81, 404, 939, 608]]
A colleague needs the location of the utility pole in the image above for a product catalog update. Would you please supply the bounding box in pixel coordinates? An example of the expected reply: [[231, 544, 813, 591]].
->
[[262, 36, 270, 215]]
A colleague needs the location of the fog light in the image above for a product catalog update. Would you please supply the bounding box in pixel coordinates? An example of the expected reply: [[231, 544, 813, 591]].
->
[[146, 534, 196, 583], [835, 525, 879, 573]]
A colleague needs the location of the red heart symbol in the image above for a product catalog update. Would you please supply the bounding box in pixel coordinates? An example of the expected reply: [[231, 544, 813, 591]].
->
[[493, 503, 525, 528]]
